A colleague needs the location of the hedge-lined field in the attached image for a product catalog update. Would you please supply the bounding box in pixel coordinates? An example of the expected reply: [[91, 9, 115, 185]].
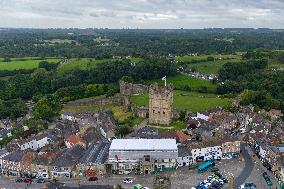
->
[[0, 58, 61, 71]]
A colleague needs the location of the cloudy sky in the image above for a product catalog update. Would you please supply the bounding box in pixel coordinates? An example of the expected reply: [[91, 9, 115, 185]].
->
[[0, 0, 283, 29]]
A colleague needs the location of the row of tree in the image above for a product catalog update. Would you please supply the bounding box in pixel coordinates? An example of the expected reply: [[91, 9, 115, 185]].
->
[[2, 29, 284, 58]]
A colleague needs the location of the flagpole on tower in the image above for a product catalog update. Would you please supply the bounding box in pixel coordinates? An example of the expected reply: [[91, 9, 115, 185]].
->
[[162, 76, 167, 87]]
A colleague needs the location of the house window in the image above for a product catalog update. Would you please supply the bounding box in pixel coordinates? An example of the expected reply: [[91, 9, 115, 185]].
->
[[163, 111, 165, 115], [144, 155, 150, 162]]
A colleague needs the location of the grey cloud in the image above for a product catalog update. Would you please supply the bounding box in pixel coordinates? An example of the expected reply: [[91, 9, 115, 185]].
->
[[0, 0, 283, 28]]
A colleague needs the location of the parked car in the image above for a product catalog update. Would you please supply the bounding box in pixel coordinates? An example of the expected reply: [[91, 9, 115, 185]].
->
[[123, 178, 133, 184], [262, 172, 273, 187], [210, 167, 219, 172], [24, 178, 33, 183], [37, 178, 45, 183], [15, 178, 24, 182], [240, 183, 256, 189], [88, 176, 98, 181]]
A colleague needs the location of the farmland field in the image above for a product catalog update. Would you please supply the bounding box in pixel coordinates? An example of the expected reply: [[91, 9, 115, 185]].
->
[[267, 58, 284, 69], [176, 53, 241, 62], [176, 53, 242, 75], [150, 74, 217, 93], [186, 60, 229, 74], [127, 57, 143, 63], [0, 58, 61, 70], [131, 90, 231, 112], [58, 58, 112, 73]]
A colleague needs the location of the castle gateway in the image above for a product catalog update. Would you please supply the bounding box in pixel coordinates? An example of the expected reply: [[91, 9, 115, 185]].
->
[[149, 83, 173, 125]]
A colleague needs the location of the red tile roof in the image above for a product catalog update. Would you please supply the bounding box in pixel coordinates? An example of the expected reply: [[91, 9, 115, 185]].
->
[[68, 135, 84, 145], [176, 131, 189, 142]]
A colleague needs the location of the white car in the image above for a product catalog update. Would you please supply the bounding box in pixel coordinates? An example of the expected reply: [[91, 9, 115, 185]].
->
[[143, 187, 150, 189], [123, 178, 133, 184]]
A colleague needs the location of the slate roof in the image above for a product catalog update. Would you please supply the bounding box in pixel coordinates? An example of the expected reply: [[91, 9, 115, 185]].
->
[[178, 146, 192, 157], [79, 142, 110, 165], [2, 150, 24, 162], [53, 145, 86, 167], [159, 131, 176, 139], [131, 127, 159, 139], [97, 109, 117, 132], [0, 129, 11, 137], [82, 127, 106, 145]]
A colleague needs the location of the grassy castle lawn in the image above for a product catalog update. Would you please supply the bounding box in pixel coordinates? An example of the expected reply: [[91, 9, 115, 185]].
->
[[150, 74, 217, 93], [131, 90, 231, 112], [62, 103, 133, 123], [0, 58, 61, 70]]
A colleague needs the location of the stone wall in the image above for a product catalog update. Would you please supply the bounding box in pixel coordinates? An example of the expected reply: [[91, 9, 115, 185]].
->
[[149, 83, 174, 125], [65, 96, 124, 107], [120, 80, 149, 96], [131, 106, 149, 118]]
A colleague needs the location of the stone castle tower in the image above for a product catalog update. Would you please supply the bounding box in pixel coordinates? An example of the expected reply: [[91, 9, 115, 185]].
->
[[149, 83, 173, 125]]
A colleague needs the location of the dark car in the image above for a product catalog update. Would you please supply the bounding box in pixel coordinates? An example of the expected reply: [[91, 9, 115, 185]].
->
[[210, 167, 219, 172], [15, 178, 24, 182], [262, 172, 273, 187], [37, 178, 45, 183], [241, 183, 256, 189], [88, 176, 98, 181], [214, 172, 222, 178], [24, 178, 33, 183]]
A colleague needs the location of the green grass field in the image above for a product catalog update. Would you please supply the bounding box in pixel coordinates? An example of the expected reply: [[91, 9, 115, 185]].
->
[[150, 74, 217, 92], [58, 58, 112, 73], [0, 58, 61, 71], [127, 57, 143, 63], [186, 60, 228, 74], [177, 53, 242, 74], [131, 90, 231, 112], [176, 54, 241, 62], [268, 58, 284, 69]]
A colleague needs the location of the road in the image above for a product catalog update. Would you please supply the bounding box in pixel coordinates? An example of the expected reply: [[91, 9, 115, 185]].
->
[[234, 144, 255, 188], [0, 177, 45, 189]]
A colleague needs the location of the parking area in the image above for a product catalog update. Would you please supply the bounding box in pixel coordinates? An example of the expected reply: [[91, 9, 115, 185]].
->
[[0, 155, 279, 189], [62, 158, 245, 189]]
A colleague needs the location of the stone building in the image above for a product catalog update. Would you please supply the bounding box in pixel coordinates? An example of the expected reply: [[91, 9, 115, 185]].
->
[[149, 83, 173, 125]]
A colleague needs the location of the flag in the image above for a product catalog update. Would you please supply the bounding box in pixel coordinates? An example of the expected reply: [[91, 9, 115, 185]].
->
[[162, 76, 166, 81]]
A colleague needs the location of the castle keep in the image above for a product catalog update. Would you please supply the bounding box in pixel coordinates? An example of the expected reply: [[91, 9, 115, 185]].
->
[[149, 83, 173, 125]]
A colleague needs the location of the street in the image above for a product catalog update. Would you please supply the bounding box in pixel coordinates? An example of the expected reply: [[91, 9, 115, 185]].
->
[[0, 146, 278, 189], [234, 144, 255, 188]]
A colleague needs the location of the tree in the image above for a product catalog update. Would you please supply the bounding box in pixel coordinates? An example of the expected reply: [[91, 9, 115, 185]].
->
[[33, 95, 61, 121], [115, 125, 131, 137], [38, 61, 59, 71]]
